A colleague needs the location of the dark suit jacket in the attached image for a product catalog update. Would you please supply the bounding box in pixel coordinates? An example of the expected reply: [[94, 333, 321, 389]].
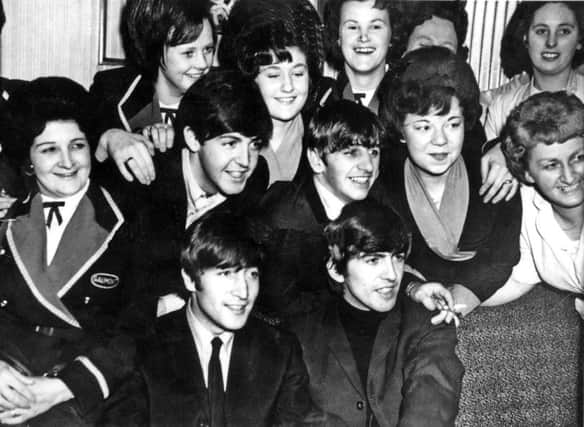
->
[[290, 296, 463, 427], [129, 307, 326, 427], [106, 146, 269, 306], [0, 183, 140, 415], [381, 134, 522, 301], [257, 175, 393, 321]]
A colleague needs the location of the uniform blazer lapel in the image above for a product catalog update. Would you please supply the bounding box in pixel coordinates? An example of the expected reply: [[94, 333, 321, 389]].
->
[[117, 74, 159, 132], [324, 303, 365, 398], [7, 185, 124, 327]]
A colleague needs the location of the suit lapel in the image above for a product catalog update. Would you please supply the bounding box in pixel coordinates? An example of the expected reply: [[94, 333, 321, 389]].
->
[[368, 301, 401, 396], [302, 176, 329, 226], [325, 303, 365, 398], [57, 186, 124, 297], [7, 194, 79, 326], [224, 325, 255, 420], [159, 315, 209, 425]]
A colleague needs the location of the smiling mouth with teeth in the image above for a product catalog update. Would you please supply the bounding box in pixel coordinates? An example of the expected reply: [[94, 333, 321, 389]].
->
[[558, 183, 582, 193], [56, 171, 79, 178], [541, 52, 560, 59], [376, 287, 395, 296], [354, 47, 375, 53], [350, 176, 371, 184]]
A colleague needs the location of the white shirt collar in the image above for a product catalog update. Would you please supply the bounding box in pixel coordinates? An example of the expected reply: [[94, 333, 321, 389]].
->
[[186, 298, 234, 390], [41, 180, 90, 265], [529, 70, 578, 97], [182, 149, 226, 227], [313, 176, 346, 220], [526, 185, 584, 252]]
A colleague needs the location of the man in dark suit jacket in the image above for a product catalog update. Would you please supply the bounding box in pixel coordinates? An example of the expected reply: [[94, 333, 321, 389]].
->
[[118, 211, 326, 426], [290, 200, 463, 427], [257, 101, 394, 321], [108, 69, 272, 318]]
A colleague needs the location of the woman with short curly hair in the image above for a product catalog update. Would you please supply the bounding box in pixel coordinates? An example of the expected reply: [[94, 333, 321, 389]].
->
[[485, 91, 584, 313]]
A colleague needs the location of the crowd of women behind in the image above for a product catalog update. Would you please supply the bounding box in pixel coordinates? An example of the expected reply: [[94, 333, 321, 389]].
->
[[0, 0, 581, 425]]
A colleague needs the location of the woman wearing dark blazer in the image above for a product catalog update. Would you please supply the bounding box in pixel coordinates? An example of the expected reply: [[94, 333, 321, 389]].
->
[[90, 0, 215, 186], [0, 77, 142, 426]]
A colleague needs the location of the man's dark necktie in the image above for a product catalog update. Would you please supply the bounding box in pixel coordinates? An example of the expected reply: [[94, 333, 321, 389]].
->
[[43, 201, 65, 228], [208, 337, 225, 427]]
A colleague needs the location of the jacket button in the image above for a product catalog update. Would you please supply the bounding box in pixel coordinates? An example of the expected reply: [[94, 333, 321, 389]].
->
[[0, 299, 7, 307], [356, 400, 364, 410], [0, 248, 5, 256]]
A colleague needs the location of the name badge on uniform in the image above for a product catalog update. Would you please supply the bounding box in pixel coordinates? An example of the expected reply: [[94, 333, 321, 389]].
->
[[90, 273, 120, 289]]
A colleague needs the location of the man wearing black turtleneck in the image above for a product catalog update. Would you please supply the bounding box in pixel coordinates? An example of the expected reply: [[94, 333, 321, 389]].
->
[[290, 200, 463, 427]]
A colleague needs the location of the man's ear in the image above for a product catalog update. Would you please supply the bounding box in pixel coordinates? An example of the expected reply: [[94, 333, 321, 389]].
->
[[181, 268, 197, 292], [326, 258, 344, 284], [184, 126, 201, 153], [307, 148, 326, 174], [524, 169, 535, 184]]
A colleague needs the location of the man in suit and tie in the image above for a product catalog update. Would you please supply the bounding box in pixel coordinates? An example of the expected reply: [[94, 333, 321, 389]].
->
[[124, 211, 325, 426]]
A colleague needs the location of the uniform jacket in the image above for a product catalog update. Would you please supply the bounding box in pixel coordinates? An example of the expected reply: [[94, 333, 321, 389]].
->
[[290, 296, 463, 427], [89, 66, 160, 136], [0, 183, 140, 415], [131, 308, 327, 427], [381, 135, 522, 302]]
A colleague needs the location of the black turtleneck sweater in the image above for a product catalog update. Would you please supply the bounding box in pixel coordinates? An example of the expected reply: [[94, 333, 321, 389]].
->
[[338, 298, 389, 426]]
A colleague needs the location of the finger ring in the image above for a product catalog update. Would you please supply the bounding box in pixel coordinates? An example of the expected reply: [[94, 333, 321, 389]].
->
[[123, 157, 134, 168], [503, 179, 512, 185]]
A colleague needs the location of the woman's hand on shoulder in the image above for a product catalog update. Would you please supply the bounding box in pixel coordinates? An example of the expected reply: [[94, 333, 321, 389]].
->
[[95, 128, 156, 185], [480, 142, 519, 203], [406, 281, 464, 326], [141, 123, 174, 154]]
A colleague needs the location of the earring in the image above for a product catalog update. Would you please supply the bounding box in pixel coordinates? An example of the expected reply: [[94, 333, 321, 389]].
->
[[24, 163, 34, 177], [399, 138, 406, 144]]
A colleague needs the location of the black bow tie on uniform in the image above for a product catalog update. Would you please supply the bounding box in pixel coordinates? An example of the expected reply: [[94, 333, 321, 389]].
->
[[353, 92, 366, 105], [43, 201, 65, 228]]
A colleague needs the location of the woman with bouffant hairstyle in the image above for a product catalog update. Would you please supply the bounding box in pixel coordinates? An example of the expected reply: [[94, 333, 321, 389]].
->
[[219, 0, 328, 184]]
